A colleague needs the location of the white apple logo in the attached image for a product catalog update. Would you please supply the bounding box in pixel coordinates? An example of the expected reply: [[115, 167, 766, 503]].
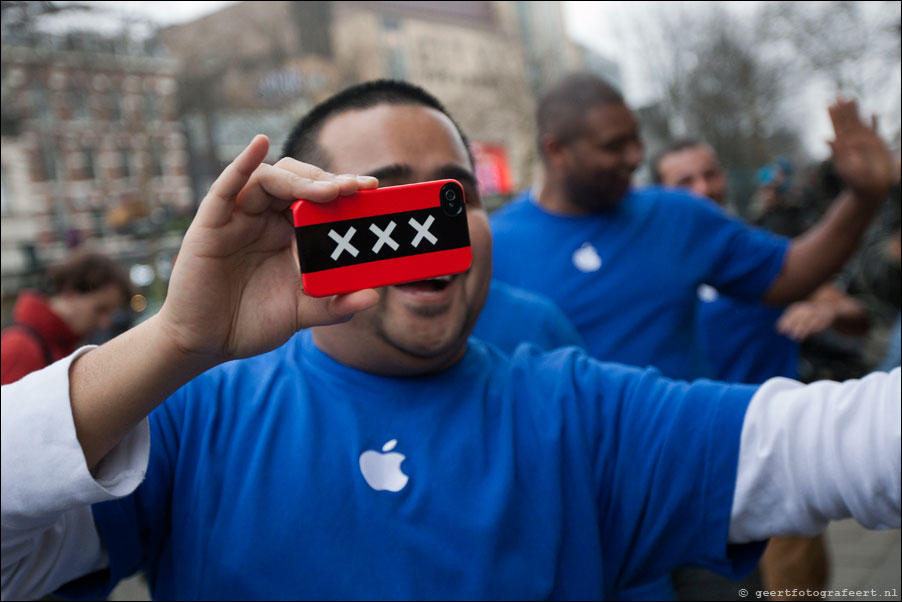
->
[[572, 242, 602, 273], [359, 439, 409, 492], [697, 284, 720, 303]]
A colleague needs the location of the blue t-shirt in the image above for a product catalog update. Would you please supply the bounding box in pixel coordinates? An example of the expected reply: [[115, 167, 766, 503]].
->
[[490, 188, 790, 380], [472, 280, 585, 354], [696, 286, 799, 384], [71, 331, 762, 600]]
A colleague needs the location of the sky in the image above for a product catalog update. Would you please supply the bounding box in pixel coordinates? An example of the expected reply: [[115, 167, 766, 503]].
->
[[49, 1, 902, 157], [564, 1, 902, 157]]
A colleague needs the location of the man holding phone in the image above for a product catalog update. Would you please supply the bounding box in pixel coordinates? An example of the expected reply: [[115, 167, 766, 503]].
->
[[2, 81, 899, 601]]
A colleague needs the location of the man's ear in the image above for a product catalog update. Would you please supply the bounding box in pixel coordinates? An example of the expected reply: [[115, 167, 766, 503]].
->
[[540, 133, 569, 169]]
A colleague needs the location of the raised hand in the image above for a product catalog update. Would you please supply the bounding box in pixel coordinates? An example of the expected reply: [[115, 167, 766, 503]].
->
[[776, 301, 837, 341], [157, 135, 379, 362], [828, 98, 894, 202]]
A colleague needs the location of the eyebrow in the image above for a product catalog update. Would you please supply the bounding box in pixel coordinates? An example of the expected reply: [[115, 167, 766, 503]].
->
[[435, 165, 478, 190], [365, 164, 413, 182], [365, 163, 478, 190]]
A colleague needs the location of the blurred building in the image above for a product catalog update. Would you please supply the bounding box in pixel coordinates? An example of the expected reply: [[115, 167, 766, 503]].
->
[[1, 21, 192, 311], [161, 1, 609, 207]]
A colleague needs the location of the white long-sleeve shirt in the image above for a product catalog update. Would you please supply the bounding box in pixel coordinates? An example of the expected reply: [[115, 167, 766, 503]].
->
[[1, 350, 899, 601]]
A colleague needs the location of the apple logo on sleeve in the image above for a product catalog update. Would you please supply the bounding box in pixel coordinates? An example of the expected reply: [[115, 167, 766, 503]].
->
[[572, 242, 602, 273], [359, 439, 409, 492]]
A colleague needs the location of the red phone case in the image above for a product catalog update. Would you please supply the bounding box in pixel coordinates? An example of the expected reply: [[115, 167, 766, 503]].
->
[[292, 179, 472, 297]]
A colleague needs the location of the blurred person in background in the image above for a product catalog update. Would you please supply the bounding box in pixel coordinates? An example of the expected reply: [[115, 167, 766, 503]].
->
[[491, 73, 894, 601], [472, 280, 585, 354], [491, 73, 892, 384], [748, 156, 806, 234], [1, 252, 132, 386], [788, 156, 901, 382], [652, 139, 872, 602], [652, 139, 869, 386], [830, 149, 902, 377], [875, 228, 901, 371]]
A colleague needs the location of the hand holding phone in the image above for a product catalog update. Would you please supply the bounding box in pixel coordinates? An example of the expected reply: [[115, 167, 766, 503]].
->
[[292, 179, 472, 297]]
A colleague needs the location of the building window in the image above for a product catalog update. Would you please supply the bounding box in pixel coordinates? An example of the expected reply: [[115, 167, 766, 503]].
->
[[120, 149, 131, 178], [388, 47, 407, 80], [291, 2, 334, 57], [82, 147, 96, 180], [144, 93, 157, 121], [39, 144, 58, 182], [1, 171, 9, 216], [70, 90, 88, 120], [31, 83, 51, 121], [150, 142, 164, 177], [107, 90, 121, 121]]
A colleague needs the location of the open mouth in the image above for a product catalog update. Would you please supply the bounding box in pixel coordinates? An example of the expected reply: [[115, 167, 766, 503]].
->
[[393, 274, 456, 294]]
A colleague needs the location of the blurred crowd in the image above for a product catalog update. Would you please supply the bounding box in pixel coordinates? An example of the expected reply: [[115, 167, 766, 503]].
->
[[749, 153, 902, 380]]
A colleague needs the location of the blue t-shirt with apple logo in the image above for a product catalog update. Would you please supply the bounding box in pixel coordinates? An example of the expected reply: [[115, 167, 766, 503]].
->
[[490, 188, 790, 381], [696, 285, 799, 384], [70, 331, 762, 601]]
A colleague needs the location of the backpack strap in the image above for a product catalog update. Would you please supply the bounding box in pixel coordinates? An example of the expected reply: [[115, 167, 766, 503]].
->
[[9, 322, 54, 366]]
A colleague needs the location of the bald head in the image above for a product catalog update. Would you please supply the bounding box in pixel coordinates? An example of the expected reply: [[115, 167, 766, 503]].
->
[[536, 72, 625, 161]]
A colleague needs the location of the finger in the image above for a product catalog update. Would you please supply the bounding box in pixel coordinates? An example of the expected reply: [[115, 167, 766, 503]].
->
[[296, 289, 379, 328], [195, 135, 270, 228], [793, 316, 814, 341], [236, 164, 343, 215], [786, 320, 806, 341], [334, 174, 380, 196], [274, 158, 379, 196], [777, 319, 800, 340], [829, 99, 862, 136]]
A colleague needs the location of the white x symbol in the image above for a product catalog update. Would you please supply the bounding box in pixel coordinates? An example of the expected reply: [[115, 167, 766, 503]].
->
[[369, 221, 399, 254], [409, 215, 437, 247], [328, 227, 359, 261]]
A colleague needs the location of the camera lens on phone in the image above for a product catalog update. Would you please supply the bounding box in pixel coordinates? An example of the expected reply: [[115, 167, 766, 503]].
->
[[440, 183, 464, 217]]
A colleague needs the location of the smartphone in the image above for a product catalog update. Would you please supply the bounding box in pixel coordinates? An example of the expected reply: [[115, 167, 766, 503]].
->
[[292, 179, 472, 297]]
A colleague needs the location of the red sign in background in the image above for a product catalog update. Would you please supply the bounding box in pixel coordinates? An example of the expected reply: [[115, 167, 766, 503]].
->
[[471, 142, 513, 196]]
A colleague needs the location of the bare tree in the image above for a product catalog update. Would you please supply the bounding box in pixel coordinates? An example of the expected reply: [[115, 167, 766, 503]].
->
[[757, 1, 900, 97], [620, 3, 805, 170]]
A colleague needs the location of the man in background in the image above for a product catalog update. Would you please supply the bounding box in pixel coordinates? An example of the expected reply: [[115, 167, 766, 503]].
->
[[652, 139, 873, 601], [652, 139, 868, 385], [1, 251, 132, 385]]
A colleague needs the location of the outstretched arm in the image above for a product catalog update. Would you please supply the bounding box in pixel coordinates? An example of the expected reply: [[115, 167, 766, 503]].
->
[[763, 99, 894, 305], [776, 282, 869, 341], [729, 368, 901, 543]]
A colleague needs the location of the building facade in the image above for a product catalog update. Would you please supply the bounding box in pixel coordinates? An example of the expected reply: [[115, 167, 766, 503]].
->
[[1, 27, 192, 311], [161, 1, 606, 206]]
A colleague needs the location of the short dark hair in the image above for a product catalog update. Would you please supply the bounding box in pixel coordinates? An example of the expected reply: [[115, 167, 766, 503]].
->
[[536, 72, 624, 158], [650, 138, 706, 184], [45, 251, 132, 303], [281, 79, 472, 168]]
